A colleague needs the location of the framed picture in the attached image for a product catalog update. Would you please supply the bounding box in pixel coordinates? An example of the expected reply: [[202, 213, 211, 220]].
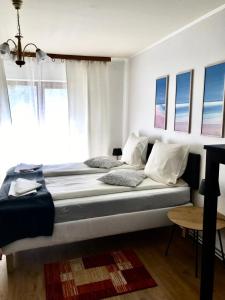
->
[[174, 70, 193, 133], [201, 62, 225, 137], [154, 76, 169, 129]]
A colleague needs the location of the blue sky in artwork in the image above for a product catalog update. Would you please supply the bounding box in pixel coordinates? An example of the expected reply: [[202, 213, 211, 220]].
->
[[203, 102, 223, 115], [176, 72, 191, 104], [204, 62, 225, 102], [156, 77, 167, 104]]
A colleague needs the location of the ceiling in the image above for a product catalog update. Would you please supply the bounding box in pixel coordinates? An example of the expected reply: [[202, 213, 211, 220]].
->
[[0, 0, 224, 58]]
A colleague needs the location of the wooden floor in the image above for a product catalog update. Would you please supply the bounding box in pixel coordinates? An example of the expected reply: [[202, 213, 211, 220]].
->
[[0, 227, 225, 300]]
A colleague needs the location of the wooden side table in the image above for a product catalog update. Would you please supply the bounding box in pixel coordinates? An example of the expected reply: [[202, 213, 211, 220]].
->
[[165, 206, 225, 277]]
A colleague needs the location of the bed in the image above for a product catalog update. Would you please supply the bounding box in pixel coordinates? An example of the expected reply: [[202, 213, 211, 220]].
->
[[0, 144, 201, 271]]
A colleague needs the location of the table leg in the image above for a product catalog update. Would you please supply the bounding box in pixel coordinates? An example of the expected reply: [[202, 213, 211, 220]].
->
[[217, 230, 225, 264], [165, 225, 176, 256], [195, 230, 199, 278], [193, 229, 196, 246]]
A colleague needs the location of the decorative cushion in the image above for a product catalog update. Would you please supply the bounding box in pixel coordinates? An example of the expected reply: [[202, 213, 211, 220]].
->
[[121, 133, 149, 166], [144, 141, 189, 185], [84, 156, 124, 169], [98, 170, 146, 187]]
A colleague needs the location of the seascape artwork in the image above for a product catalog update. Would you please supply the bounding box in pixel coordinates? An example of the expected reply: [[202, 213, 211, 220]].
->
[[201, 62, 225, 137], [154, 76, 168, 129], [174, 71, 192, 133]]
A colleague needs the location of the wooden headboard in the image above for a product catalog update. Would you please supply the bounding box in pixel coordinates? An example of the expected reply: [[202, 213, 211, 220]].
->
[[146, 143, 201, 190]]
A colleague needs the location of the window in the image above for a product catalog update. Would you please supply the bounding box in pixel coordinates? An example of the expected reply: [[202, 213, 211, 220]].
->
[[7, 80, 72, 164]]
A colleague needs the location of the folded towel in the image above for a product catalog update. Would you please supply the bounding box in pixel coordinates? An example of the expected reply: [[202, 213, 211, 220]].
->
[[14, 178, 42, 195], [8, 181, 37, 197], [14, 163, 42, 173]]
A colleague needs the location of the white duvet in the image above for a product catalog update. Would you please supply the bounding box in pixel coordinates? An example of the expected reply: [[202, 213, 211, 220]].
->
[[43, 162, 144, 177], [45, 172, 187, 201]]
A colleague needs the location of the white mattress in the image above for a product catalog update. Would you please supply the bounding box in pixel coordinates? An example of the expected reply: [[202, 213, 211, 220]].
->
[[45, 172, 187, 200], [54, 186, 190, 223]]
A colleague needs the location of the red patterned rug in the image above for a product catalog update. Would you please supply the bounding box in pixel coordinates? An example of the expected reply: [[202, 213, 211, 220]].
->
[[44, 249, 157, 300]]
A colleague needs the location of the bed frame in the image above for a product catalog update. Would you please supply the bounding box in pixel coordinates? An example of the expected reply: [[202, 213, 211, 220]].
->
[[3, 144, 201, 272]]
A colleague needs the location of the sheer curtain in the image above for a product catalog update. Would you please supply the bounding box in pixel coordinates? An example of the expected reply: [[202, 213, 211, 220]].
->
[[87, 61, 110, 157], [0, 58, 12, 180], [66, 60, 89, 161], [3, 57, 71, 165], [66, 60, 110, 158], [0, 58, 110, 174], [0, 58, 11, 127]]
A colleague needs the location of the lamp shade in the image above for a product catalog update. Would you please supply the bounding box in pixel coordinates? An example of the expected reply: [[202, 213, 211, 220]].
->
[[112, 148, 122, 156], [199, 179, 220, 196], [36, 48, 49, 62], [0, 42, 10, 55]]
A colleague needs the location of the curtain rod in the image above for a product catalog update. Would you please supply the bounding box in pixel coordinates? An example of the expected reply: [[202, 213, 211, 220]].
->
[[19, 51, 111, 62]]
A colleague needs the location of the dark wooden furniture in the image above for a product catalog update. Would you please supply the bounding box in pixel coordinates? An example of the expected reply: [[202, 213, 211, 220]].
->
[[200, 144, 225, 300]]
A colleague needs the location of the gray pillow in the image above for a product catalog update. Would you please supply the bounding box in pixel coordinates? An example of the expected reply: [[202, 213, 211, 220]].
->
[[98, 170, 146, 187], [84, 156, 124, 169]]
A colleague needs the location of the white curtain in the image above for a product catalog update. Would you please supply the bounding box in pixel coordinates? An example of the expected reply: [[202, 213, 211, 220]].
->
[[0, 57, 11, 127], [0, 58, 110, 177], [2, 58, 71, 166], [0, 58, 12, 180], [66, 60, 110, 158], [87, 61, 110, 157], [66, 60, 89, 161]]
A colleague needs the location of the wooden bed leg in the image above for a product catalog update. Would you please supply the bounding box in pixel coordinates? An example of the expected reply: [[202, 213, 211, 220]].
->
[[6, 254, 15, 273]]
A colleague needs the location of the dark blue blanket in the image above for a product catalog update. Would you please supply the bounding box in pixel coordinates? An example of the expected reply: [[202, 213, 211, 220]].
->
[[0, 168, 54, 247]]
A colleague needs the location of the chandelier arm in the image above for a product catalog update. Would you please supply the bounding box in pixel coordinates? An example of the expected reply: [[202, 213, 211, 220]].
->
[[22, 43, 38, 59], [6, 39, 17, 49]]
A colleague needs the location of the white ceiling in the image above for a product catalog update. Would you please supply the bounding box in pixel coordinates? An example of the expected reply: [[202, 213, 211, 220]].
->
[[0, 0, 224, 58]]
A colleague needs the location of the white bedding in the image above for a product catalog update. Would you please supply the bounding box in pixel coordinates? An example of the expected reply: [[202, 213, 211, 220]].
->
[[43, 162, 144, 177], [45, 172, 187, 200], [43, 162, 108, 177]]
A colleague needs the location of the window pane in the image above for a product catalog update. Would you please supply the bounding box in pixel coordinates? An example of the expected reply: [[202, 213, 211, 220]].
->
[[7, 82, 37, 127], [44, 86, 68, 128], [42, 84, 71, 163]]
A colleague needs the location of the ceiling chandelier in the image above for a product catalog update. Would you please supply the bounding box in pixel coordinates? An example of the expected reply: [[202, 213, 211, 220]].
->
[[0, 0, 49, 67]]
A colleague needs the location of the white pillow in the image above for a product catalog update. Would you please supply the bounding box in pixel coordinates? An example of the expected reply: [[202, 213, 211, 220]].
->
[[121, 133, 148, 166], [144, 141, 189, 185], [140, 136, 150, 164]]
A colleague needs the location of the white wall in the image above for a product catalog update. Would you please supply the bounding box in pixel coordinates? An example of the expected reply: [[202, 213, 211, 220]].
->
[[127, 9, 225, 247]]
